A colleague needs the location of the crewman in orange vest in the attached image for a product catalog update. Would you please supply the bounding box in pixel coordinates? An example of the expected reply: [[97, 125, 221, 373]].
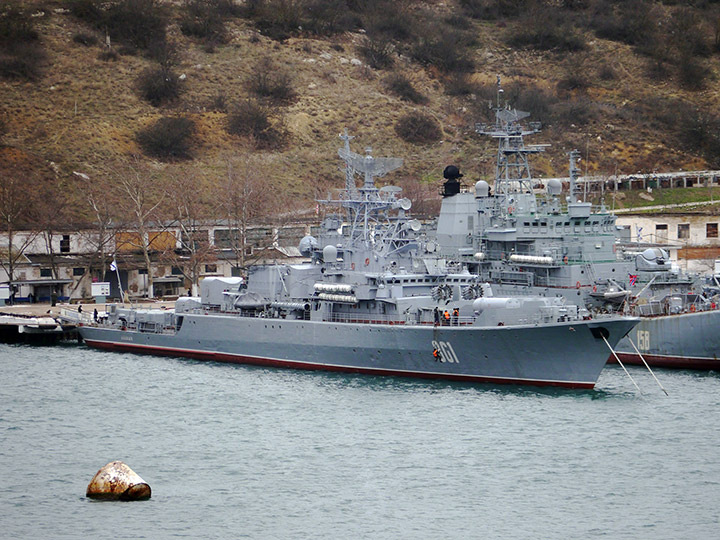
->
[[443, 310, 450, 325]]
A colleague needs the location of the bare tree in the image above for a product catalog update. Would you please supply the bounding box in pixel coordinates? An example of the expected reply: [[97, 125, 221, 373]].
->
[[161, 165, 217, 295], [214, 154, 276, 273], [112, 157, 166, 298], [70, 170, 117, 295], [0, 150, 42, 302]]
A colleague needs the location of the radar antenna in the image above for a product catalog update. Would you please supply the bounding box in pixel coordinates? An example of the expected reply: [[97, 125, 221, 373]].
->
[[476, 76, 546, 196], [322, 132, 409, 253]]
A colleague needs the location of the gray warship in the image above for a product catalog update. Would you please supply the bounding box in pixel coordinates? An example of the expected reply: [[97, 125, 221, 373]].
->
[[434, 80, 720, 370], [73, 133, 637, 389]]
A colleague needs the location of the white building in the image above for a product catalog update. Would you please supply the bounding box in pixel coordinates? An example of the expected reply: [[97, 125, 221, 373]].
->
[[615, 212, 720, 273]]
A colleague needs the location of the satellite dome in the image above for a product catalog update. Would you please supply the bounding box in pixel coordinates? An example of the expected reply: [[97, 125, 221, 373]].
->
[[547, 178, 562, 196], [322, 245, 338, 263], [298, 235, 318, 257], [475, 180, 490, 197], [443, 165, 463, 180]]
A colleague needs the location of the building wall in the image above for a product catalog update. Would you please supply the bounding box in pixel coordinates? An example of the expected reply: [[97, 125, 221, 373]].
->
[[615, 213, 720, 273], [1, 222, 312, 301]]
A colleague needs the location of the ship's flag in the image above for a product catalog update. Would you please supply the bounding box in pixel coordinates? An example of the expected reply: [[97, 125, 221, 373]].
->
[[110, 260, 117, 272], [629, 274, 637, 286]]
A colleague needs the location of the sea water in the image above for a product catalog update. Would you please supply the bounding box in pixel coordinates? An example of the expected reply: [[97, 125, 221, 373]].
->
[[1, 343, 719, 539]]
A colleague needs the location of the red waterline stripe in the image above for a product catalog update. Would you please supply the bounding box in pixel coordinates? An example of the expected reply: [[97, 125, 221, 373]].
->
[[610, 352, 720, 370], [84, 339, 596, 389]]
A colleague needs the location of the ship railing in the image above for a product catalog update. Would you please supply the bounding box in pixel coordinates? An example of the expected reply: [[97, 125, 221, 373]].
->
[[324, 312, 476, 326]]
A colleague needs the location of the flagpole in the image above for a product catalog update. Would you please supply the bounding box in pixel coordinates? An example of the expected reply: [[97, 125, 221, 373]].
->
[[111, 258, 124, 304]]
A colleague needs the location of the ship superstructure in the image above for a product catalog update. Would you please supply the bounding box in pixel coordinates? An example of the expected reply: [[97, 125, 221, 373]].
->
[[434, 80, 719, 369], [70, 132, 637, 388]]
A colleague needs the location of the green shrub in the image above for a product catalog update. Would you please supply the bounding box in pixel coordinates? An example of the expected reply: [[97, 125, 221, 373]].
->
[[137, 67, 182, 106], [383, 73, 427, 104], [411, 31, 474, 73], [247, 57, 296, 104], [227, 100, 286, 150], [443, 72, 480, 96], [136, 116, 195, 160], [358, 36, 394, 70], [180, 0, 230, 44], [73, 33, 99, 46], [68, 0, 169, 51], [395, 112, 442, 144]]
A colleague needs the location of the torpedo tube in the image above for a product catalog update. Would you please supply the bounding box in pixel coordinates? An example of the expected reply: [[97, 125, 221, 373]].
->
[[86, 461, 151, 501]]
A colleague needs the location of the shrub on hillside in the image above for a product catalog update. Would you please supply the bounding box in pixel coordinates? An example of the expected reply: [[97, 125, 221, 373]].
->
[[459, 0, 527, 20], [0, 5, 39, 45], [383, 73, 427, 104], [69, 0, 169, 51], [362, 1, 416, 42], [0, 5, 45, 80], [443, 72, 481, 96], [358, 37, 394, 70], [0, 43, 46, 81], [106, 0, 169, 50], [246, 58, 296, 104], [137, 67, 182, 106], [302, 0, 357, 36], [411, 32, 474, 73], [507, 9, 586, 52], [227, 100, 285, 150], [73, 32, 99, 46], [67, 0, 104, 23], [395, 112, 442, 144], [136, 116, 195, 160], [678, 55, 710, 91], [242, 0, 303, 41], [590, 1, 656, 48], [180, 0, 235, 45]]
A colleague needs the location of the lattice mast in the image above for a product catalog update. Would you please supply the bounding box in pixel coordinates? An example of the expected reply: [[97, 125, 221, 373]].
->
[[475, 77, 545, 196], [333, 131, 405, 250]]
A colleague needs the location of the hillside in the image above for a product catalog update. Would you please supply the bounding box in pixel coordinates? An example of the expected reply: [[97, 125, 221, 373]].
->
[[3, 0, 720, 222]]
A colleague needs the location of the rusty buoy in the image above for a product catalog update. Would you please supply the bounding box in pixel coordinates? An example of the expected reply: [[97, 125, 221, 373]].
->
[[86, 461, 151, 501]]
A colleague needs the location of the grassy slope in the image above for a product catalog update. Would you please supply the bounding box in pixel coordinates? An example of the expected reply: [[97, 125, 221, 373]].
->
[[3, 1, 720, 218]]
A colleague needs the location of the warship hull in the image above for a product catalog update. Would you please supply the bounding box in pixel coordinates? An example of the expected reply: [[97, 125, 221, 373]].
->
[[79, 314, 638, 389], [612, 309, 720, 370], [494, 284, 720, 370]]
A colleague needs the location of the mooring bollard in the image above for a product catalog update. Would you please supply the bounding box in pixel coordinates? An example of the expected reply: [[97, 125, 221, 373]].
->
[[86, 461, 151, 501]]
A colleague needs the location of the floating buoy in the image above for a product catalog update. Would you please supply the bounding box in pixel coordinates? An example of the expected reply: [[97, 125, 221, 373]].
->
[[86, 461, 151, 501]]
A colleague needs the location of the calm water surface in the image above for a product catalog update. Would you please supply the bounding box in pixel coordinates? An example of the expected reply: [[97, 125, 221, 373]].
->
[[1, 343, 719, 539]]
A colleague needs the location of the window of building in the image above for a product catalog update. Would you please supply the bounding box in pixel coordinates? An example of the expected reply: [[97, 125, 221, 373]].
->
[[171, 266, 183, 275], [707, 223, 718, 238], [60, 234, 70, 253], [40, 268, 52, 277], [214, 229, 237, 249], [678, 224, 690, 239], [656, 224, 668, 242], [72, 267, 85, 276], [138, 268, 148, 275], [205, 264, 217, 273]]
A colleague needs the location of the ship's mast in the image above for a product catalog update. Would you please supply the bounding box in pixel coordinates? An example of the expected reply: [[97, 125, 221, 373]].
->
[[476, 77, 545, 196], [569, 149, 582, 203], [329, 132, 405, 251]]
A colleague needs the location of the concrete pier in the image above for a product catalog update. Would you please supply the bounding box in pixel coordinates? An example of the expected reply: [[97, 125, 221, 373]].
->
[[0, 304, 77, 343]]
